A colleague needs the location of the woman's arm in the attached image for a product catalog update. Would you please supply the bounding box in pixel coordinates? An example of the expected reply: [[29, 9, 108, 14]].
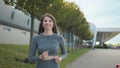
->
[[59, 36, 67, 60], [28, 36, 39, 63], [54, 36, 67, 64]]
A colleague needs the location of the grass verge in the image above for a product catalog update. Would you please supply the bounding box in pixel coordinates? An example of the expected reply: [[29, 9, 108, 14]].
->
[[60, 48, 90, 68], [0, 44, 90, 68]]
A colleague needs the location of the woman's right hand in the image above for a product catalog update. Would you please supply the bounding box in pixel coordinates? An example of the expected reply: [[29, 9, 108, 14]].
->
[[39, 51, 48, 60]]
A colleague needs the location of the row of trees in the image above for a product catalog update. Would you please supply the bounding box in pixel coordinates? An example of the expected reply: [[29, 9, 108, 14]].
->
[[3, 0, 93, 53]]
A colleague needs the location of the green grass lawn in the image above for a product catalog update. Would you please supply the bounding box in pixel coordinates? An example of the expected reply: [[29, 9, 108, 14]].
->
[[0, 44, 90, 68]]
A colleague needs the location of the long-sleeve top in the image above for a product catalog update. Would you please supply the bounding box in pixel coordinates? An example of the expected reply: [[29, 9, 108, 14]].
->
[[29, 33, 67, 68]]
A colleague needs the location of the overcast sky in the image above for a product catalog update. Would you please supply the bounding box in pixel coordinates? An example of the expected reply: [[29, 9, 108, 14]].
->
[[66, 0, 120, 44], [66, 0, 120, 28]]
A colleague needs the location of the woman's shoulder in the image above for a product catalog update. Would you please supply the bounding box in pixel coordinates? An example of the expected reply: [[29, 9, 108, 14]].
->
[[53, 33, 61, 37], [53, 34, 64, 40], [33, 34, 43, 39]]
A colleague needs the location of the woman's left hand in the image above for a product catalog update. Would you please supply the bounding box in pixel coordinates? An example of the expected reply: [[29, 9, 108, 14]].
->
[[54, 56, 62, 64]]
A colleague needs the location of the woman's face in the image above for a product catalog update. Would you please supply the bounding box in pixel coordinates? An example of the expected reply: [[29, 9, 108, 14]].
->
[[42, 16, 54, 31]]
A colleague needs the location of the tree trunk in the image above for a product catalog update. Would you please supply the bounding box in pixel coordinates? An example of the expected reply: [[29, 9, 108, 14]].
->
[[71, 33, 74, 52], [75, 36, 78, 50], [67, 32, 70, 53], [28, 13, 34, 57]]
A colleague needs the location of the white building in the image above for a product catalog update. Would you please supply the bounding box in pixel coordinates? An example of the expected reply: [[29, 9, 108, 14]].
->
[[0, 0, 39, 45]]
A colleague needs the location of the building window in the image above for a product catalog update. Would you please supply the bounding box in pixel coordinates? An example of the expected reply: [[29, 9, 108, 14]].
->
[[27, 18, 30, 26], [22, 32, 27, 35], [11, 10, 15, 20], [3, 27, 11, 32]]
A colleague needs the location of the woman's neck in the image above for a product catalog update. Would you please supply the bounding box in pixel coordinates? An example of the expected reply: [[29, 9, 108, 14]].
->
[[43, 30, 53, 36]]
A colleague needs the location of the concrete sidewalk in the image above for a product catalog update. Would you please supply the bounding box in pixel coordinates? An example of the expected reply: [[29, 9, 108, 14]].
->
[[66, 48, 120, 68]]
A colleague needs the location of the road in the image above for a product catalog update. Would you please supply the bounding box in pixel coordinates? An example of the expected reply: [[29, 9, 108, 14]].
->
[[66, 48, 120, 68]]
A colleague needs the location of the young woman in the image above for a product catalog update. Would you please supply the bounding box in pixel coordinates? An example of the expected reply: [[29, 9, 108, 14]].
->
[[29, 13, 67, 68]]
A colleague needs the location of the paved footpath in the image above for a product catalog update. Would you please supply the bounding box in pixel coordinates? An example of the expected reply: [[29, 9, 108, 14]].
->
[[66, 48, 120, 68]]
